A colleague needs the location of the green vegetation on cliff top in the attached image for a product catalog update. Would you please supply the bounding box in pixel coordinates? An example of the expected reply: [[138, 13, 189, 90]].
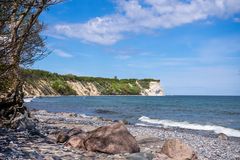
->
[[22, 69, 160, 95]]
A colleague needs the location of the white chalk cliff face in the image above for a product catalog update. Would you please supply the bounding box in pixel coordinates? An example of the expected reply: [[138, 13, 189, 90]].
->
[[23, 81, 100, 96], [67, 81, 100, 96], [24, 80, 164, 96], [23, 80, 59, 97], [141, 81, 164, 96]]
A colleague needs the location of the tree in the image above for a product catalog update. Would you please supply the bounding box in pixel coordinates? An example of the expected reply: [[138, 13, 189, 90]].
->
[[0, 0, 61, 128]]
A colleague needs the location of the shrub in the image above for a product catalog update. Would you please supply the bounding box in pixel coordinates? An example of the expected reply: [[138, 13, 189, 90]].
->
[[51, 79, 76, 95]]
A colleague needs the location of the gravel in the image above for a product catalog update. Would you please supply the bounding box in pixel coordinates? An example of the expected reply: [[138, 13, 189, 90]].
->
[[0, 109, 239, 160]]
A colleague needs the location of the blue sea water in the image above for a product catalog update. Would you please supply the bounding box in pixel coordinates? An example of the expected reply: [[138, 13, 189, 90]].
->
[[25, 96, 240, 137]]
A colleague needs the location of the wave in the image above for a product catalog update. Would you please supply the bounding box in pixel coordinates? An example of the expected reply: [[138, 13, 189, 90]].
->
[[79, 114, 92, 118], [138, 116, 240, 137], [135, 123, 156, 127], [23, 97, 36, 103]]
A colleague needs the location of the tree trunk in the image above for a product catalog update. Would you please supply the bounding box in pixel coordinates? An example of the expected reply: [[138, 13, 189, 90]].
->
[[0, 0, 60, 130], [0, 68, 33, 129]]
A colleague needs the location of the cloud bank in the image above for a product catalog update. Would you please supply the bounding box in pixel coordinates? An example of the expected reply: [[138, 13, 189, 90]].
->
[[53, 0, 240, 45]]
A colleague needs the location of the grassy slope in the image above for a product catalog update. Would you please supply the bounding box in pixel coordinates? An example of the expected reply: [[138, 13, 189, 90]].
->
[[22, 69, 159, 95]]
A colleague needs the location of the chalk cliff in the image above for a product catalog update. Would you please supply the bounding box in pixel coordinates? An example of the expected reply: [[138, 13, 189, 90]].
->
[[141, 81, 164, 96], [23, 69, 164, 96]]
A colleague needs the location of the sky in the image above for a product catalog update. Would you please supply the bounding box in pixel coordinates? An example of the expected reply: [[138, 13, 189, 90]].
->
[[33, 0, 240, 95]]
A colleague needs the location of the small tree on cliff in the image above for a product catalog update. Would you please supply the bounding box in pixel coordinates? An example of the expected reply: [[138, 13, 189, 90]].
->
[[0, 0, 61, 128]]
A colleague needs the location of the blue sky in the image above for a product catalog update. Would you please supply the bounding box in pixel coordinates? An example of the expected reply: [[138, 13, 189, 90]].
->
[[33, 0, 240, 95]]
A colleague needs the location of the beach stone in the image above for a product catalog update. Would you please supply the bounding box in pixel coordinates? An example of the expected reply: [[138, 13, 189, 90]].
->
[[84, 122, 140, 154], [119, 119, 130, 125], [57, 128, 84, 143], [113, 119, 130, 124], [67, 128, 84, 137], [69, 113, 77, 117], [126, 152, 155, 160], [154, 153, 170, 160], [161, 139, 197, 160], [65, 135, 86, 148], [218, 133, 228, 140], [46, 119, 57, 124], [83, 151, 96, 157], [99, 117, 113, 122], [56, 132, 69, 143]]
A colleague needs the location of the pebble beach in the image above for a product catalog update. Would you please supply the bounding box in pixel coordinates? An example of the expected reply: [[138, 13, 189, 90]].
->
[[0, 109, 240, 160]]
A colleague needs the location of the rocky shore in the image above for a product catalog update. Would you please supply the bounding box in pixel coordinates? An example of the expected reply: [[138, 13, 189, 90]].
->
[[0, 109, 240, 160]]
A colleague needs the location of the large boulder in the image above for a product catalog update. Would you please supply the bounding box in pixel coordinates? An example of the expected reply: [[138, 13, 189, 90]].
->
[[161, 139, 197, 160], [84, 122, 140, 154]]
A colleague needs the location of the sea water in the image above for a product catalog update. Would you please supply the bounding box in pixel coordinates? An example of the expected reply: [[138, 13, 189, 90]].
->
[[25, 96, 240, 137]]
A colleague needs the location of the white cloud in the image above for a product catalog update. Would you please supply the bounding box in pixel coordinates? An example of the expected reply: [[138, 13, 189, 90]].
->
[[53, 0, 240, 45], [54, 49, 73, 58], [234, 17, 240, 22]]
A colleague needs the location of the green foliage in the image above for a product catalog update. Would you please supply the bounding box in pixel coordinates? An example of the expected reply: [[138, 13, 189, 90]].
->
[[22, 69, 76, 95], [51, 79, 77, 95], [22, 69, 61, 81], [22, 69, 159, 95]]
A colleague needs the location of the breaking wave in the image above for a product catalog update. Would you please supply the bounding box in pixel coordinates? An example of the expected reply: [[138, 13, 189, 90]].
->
[[79, 114, 92, 118], [138, 116, 240, 137], [24, 97, 36, 103]]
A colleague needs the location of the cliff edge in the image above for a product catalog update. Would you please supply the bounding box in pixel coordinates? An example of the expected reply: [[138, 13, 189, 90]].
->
[[23, 69, 164, 96], [141, 81, 164, 96]]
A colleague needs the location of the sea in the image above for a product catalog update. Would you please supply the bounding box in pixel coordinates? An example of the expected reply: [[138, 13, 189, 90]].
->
[[25, 96, 240, 137]]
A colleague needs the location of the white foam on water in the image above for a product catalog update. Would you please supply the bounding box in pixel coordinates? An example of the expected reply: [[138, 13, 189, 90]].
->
[[24, 97, 35, 103], [79, 114, 92, 118], [138, 116, 240, 137], [135, 123, 155, 127]]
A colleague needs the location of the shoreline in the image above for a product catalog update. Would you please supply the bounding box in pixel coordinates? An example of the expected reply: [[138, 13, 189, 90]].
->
[[29, 106, 240, 139], [31, 109, 240, 140], [24, 95, 240, 99], [1, 109, 239, 159], [25, 97, 240, 138], [24, 95, 165, 98]]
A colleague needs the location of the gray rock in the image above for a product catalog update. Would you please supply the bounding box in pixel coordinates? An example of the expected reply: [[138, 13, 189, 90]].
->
[[218, 133, 228, 140], [126, 152, 155, 160], [119, 119, 130, 125], [56, 127, 84, 143], [161, 139, 197, 160], [83, 151, 96, 157], [67, 128, 84, 137], [56, 132, 69, 143]]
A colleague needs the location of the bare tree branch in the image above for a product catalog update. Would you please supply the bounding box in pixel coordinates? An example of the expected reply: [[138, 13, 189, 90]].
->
[[0, 0, 62, 128]]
